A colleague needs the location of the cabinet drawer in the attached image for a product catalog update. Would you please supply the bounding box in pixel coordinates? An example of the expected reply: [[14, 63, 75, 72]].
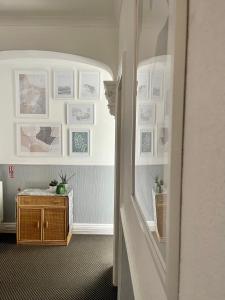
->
[[18, 196, 66, 206]]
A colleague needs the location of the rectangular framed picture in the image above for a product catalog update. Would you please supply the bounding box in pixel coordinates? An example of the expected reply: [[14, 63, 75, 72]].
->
[[69, 128, 91, 156], [54, 70, 74, 99], [150, 68, 164, 101], [140, 128, 154, 157], [137, 71, 149, 100], [16, 123, 62, 156], [138, 103, 156, 125], [156, 125, 169, 156], [15, 70, 49, 118], [67, 103, 95, 125], [78, 71, 100, 100]]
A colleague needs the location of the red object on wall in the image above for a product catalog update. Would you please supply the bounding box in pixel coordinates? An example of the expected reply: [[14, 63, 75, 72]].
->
[[8, 165, 15, 178]]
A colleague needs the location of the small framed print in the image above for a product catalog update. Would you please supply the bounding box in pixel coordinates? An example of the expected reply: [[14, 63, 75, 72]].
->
[[78, 71, 100, 100], [156, 125, 169, 156], [15, 70, 48, 118], [140, 128, 154, 157], [138, 103, 156, 125], [137, 71, 149, 100], [16, 123, 62, 156], [69, 129, 91, 156], [67, 103, 95, 125], [150, 68, 164, 101], [54, 70, 74, 99]]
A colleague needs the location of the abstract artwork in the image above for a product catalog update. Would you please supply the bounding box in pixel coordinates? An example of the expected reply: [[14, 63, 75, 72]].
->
[[157, 125, 169, 156], [67, 103, 95, 125], [79, 71, 100, 100], [138, 103, 156, 125], [16, 123, 62, 156], [150, 68, 164, 101], [15, 70, 48, 118], [69, 129, 90, 156], [140, 129, 153, 156], [54, 70, 74, 99], [137, 71, 149, 100]]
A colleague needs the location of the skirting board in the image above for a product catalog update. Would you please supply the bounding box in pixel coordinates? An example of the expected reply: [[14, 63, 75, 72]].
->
[[0, 222, 113, 235]]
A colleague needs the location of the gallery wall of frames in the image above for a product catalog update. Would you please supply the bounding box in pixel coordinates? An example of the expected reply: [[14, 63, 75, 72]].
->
[[0, 58, 115, 165]]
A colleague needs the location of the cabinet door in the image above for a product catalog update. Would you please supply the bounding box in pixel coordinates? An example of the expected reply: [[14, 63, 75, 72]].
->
[[18, 208, 42, 241], [43, 208, 66, 241]]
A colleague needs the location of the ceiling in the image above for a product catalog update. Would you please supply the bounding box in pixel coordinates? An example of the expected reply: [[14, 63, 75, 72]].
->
[[0, 0, 121, 21]]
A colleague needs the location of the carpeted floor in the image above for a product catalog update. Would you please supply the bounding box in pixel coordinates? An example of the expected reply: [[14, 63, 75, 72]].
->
[[0, 234, 117, 300]]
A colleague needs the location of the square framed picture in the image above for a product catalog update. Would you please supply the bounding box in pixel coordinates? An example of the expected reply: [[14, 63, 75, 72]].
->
[[67, 103, 95, 125], [15, 70, 49, 118], [150, 68, 164, 101], [53, 70, 74, 99], [138, 103, 156, 125], [78, 71, 100, 100], [137, 71, 149, 100], [69, 129, 91, 156], [140, 128, 154, 157], [156, 125, 169, 156], [16, 123, 62, 156]]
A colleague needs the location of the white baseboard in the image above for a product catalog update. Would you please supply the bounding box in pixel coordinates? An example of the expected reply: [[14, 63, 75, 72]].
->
[[0, 222, 113, 235]]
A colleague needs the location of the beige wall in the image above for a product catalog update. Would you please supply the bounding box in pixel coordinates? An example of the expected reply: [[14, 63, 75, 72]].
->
[[180, 1, 225, 299], [0, 23, 118, 76]]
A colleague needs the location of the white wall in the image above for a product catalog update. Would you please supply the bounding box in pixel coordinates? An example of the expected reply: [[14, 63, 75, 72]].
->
[[180, 1, 225, 299], [0, 53, 115, 165]]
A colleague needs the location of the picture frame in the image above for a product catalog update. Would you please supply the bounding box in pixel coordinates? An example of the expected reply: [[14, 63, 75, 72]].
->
[[69, 128, 91, 156], [138, 103, 156, 125], [139, 128, 154, 157], [137, 70, 149, 100], [150, 68, 164, 101], [53, 70, 74, 99], [16, 123, 62, 156], [78, 71, 100, 100], [67, 103, 95, 125], [15, 70, 49, 118], [156, 124, 169, 156]]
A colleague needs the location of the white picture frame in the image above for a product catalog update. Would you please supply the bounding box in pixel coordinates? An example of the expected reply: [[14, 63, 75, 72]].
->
[[67, 103, 95, 125], [53, 70, 74, 99], [150, 68, 164, 101], [137, 71, 149, 100], [138, 103, 156, 125], [15, 70, 49, 118], [139, 128, 154, 157], [78, 71, 100, 100], [16, 123, 62, 156], [156, 124, 169, 156], [69, 128, 91, 156]]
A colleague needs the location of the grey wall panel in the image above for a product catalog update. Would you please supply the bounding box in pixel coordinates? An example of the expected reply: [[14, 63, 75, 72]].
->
[[0, 165, 114, 224]]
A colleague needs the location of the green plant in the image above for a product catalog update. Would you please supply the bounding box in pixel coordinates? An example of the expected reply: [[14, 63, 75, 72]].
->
[[59, 171, 75, 184], [49, 180, 58, 187]]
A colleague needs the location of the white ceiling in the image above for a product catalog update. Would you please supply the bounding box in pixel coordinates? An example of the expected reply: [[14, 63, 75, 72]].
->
[[0, 0, 120, 20]]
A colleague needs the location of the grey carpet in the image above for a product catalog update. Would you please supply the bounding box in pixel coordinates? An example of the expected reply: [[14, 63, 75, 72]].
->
[[0, 234, 117, 300]]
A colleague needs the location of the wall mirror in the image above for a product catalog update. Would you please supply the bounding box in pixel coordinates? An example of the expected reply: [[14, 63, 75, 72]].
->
[[133, 0, 187, 286]]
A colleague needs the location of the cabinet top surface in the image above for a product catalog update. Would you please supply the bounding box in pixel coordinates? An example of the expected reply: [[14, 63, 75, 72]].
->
[[17, 188, 73, 197]]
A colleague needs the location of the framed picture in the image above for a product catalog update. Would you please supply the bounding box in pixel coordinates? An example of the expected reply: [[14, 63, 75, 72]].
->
[[138, 103, 156, 125], [78, 71, 100, 100], [137, 71, 149, 100], [67, 103, 95, 125], [54, 70, 74, 99], [140, 128, 154, 157], [156, 125, 169, 156], [15, 70, 48, 118], [16, 123, 62, 156], [150, 68, 164, 101], [69, 129, 91, 156]]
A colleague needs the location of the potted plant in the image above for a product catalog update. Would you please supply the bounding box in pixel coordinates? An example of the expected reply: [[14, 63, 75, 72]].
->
[[48, 180, 58, 192], [56, 171, 75, 194]]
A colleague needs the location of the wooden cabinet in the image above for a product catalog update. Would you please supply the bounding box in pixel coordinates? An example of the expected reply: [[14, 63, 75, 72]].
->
[[16, 191, 73, 246]]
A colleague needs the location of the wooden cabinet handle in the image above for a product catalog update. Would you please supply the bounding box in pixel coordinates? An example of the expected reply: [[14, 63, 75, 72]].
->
[[37, 221, 40, 229], [45, 221, 49, 229]]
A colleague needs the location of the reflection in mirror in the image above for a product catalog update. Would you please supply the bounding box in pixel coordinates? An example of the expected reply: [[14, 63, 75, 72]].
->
[[134, 0, 172, 262]]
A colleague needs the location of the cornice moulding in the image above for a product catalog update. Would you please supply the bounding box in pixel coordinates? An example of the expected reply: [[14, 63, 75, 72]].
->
[[104, 80, 117, 117]]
